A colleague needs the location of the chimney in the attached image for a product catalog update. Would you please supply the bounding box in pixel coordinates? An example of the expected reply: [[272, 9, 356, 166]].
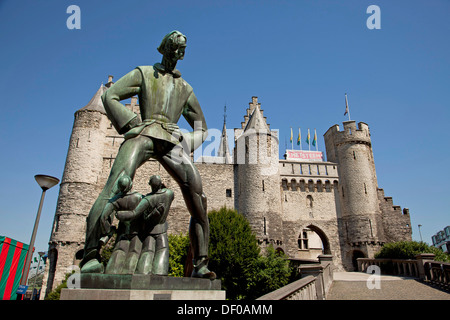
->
[[105, 75, 114, 88]]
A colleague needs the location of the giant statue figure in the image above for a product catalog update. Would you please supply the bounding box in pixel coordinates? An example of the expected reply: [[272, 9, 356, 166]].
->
[[79, 30, 215, 280]]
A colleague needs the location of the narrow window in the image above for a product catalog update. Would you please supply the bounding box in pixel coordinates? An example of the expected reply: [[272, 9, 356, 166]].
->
[[298, 231, 309, 249], [300, 164, 303, 174], [264, 217, 267, 235], [226, 189, 232, 197], [353, 151, 356, 160], [54, 215, 60, 232], [368, 219, 374, 238], [282, 179, 288, 191], [317, 165, 320, 175], [306, 195, 313, 208], [262, 180, 265, 191], [364, 183, 367, 194]]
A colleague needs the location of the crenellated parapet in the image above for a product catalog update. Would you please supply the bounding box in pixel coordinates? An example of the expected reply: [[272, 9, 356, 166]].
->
[[377, 188, 412, 242]]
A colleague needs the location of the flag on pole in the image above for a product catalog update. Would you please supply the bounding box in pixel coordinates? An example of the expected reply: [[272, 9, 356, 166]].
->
[[306, 128, 310, 145], [312, 129, 317, 147], [297, 128, 301, 146], [290, 127, 293, 143]]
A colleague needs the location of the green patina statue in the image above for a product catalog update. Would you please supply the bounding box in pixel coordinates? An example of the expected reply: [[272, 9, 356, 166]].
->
[[79, 30, 215, 280], [100, 175, 173, 276]]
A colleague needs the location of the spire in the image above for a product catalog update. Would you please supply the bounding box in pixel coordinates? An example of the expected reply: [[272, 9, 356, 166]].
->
[[218, 105, 232, 164], [79, 83, 107, 114]]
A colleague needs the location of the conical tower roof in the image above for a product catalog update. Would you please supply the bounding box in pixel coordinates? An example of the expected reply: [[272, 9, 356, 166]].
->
[[79, 84, 107, 114]]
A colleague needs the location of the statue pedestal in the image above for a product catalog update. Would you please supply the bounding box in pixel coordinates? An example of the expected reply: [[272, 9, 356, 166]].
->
[[60, 274, 225, 300]]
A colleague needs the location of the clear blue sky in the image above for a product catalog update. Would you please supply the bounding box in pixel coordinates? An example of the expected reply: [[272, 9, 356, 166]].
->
[[0, 0, 449, 257]]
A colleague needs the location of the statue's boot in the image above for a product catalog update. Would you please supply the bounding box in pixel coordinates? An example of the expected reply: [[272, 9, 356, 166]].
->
[[80, 249, 104, 274], [191, 257, 216, 280], [80, 259, 104, 273]]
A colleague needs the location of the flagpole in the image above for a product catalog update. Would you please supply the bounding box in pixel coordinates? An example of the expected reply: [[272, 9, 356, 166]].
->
[[308, 129, 311, 151], [290, 127, 293, 150], [345, 93, 351, 121], [314, 128, 318, 151], [298, 128, 302, 150]]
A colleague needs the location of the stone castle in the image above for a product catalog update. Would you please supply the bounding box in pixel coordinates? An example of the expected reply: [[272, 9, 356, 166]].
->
[[40, 76, 412, 297]]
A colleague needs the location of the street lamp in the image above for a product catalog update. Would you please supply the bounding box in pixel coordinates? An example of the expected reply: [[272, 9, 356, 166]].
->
[[418, 224, 423, 242], [18, 174, 59, 300]]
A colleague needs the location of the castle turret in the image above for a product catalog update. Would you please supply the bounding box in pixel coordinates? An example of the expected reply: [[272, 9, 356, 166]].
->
[[324, 121, 385, 268], [234, 97, 283, 249], [41, 81, 111, 297]]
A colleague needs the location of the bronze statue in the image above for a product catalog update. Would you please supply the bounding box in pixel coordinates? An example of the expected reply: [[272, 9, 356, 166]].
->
[[80, 31, 215, 280], [116, 175, 173, 275], [99, 175, 143, 274]]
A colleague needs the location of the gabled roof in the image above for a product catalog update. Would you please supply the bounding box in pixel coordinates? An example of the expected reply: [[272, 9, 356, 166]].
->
[[244, 104, 270, 132]]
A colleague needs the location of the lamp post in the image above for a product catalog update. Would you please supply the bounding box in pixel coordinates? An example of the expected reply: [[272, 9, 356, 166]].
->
[[418, 224, 423, 242], [18, 174, 59, 300]]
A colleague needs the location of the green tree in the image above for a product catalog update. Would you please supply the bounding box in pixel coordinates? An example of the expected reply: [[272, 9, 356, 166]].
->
[[375, 241, 450, 263], [208, 207, 260, 299], [246, 245, 292, 300], [168, 233, 190, 277], [208, 207, 292, 300]]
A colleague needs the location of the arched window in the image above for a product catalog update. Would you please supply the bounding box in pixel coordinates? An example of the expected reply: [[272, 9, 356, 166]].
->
[[325, 180, 331, 192], [291, 179, 297, 191], [317, 180, 323, 192], [308, 179, 314, 192], [306, 195, 313, 208], [299, 179, 306, 192], [281, 179, 288, 191]]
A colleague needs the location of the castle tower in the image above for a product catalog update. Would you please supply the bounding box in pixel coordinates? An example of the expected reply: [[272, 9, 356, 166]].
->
[[41, 78, 113, 297], [234, 97, 283, 249], [324, 121, 385, 269]]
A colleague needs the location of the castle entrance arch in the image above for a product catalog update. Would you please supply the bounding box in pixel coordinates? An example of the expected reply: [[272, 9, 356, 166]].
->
[[306, 224, 331, 255], [296, 224, 331, 260], [351, 250, 365, 271]]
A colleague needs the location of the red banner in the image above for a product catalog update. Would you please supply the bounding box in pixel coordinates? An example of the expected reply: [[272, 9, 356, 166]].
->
[[286, 150, 323, 161]]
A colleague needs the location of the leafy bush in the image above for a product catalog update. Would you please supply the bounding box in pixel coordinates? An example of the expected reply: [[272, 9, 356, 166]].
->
[[246, 245, 292, 300], [168, 233, 190, 277], [44, 272, 72, 300], [375, 241, 450, 263]]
